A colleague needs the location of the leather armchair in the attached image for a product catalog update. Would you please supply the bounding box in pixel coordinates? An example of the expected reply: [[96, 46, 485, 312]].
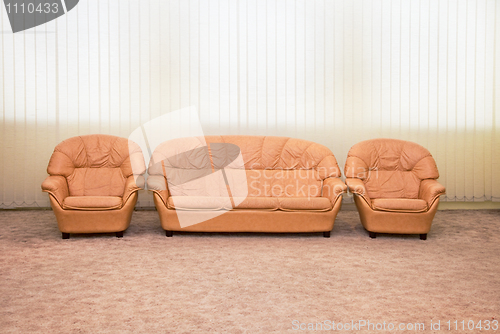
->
[[42, 135, 146, 239], [344, 138, 445, 239]]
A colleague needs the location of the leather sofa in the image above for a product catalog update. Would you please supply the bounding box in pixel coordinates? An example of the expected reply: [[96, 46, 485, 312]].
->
[[42, 134, 146, 239], [344, 138, 445, 239], [147, 135, 347, 237]]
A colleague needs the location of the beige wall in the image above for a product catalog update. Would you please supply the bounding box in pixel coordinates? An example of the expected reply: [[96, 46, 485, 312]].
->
[[0, 0, 499, 208]]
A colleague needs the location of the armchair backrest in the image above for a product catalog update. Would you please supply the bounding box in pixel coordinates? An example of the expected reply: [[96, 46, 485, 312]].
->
[[344, 138, 439, 199], [47, 135, 145, 197], [148, 135, 341, 197]]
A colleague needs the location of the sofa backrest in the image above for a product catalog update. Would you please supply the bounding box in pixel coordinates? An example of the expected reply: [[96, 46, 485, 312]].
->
[[344, 138, 439, 199], [47, 135, 145, 197], [149, 136, 341, 197]]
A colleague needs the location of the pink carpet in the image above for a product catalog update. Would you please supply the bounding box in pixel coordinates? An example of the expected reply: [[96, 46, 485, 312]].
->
[[0, 209, 499, 333]]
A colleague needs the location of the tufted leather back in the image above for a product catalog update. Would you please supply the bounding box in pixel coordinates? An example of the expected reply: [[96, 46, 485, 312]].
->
[[344, 138, 439, 199], [47, 135, 146, 196], [149, 136, 341, 197]]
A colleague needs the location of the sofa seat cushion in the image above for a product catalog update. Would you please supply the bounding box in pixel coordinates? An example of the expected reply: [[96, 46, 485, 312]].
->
[[167, 196, 332, 211], [167, 196, 231, 210], [278, 197, 332, 211], [232, 197, 279, 210], [371, 198, 428, 213], [167, 196, 277, 210], [63, 196, 123, 210]]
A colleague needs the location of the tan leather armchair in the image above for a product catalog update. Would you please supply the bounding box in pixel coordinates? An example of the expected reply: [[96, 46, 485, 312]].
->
[[344, 138, 445, 240], [42, 135, 146, 239]]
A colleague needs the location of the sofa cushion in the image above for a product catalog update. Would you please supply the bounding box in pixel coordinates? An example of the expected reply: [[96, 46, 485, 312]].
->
[[279, 170, 323, 197], [232, 197, 279, 210], [371, 198, 428, 213], [278, 197, 333, 211], [63, 196, 123, 210], [150, 135, 341, 178], [204, 136, 341, 178], [236, 169, 322, 197], [167, 196, 332, 211], [167, 168, 324, 199], [167, 196, 277, 210], [167, 170, 229, 197], [167, 196, 232, 210]]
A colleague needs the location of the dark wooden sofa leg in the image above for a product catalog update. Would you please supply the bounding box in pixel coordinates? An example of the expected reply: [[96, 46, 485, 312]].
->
[[116, 231, 124, 238], [323, 231, 331, 238], [420, 234, 427, 240], [369, 231, 376, 239], [62, 232, 70, 239], [165, 230, 173, 237]]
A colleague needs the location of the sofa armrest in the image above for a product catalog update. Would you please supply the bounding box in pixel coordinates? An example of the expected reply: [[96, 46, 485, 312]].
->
[[322, 177, 347, 205], [123, 175, 145, 204], [41, 176, 69, 207], [345, 178, 371, 206], [419, 179, 446, 207], [147, 174, 169, 206]]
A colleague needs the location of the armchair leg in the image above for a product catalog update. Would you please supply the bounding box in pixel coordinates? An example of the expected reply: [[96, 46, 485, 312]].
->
[[323, 231, 331, 238], [116, 231, 124, 238], [165, 230, 173, 237], [369, 231, 376, 239], [420, 234, 427, 240], [62, 232, 70, 239]]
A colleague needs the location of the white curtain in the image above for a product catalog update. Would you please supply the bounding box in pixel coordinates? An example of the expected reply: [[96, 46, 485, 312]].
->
[[0, 0, 499, 208]]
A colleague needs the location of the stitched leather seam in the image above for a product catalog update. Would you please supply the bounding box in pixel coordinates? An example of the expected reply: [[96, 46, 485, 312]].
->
[[279, 137, 292, 168], [260, 136, 265, 168], [296, 142, 316, 169]]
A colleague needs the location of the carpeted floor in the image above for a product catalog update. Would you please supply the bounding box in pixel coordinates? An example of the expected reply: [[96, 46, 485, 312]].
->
[[0, 209, 499, 333]]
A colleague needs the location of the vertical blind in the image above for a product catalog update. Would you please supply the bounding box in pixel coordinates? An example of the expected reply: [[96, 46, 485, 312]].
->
[[0, 0, 499, 208]]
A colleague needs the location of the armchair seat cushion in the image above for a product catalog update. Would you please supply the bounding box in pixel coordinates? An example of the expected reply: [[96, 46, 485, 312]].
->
[[371, 198, 428, 213], [167, 196, 332, 212], [63, 196, 123, 211]]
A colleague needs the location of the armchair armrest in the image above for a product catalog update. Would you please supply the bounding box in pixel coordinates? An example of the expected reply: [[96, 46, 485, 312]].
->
[[123, 175, 145, 204], [146, 174, 169, 206], [419, 179, 446, 207], [41, 176, 69, 207], [322, 177, 347, 205], [345, 178, 371, 206]]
